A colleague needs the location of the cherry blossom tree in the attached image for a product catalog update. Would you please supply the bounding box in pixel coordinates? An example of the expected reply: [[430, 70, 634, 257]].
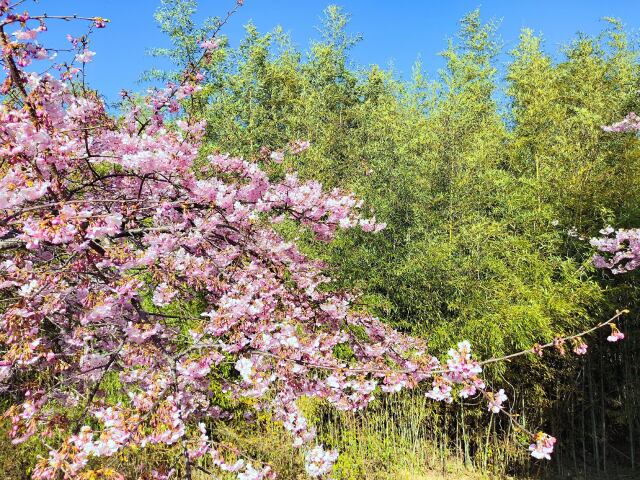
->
[[591, 226, 640, 274], [591, 114, 640, 275], [0, 2, 625, 478]]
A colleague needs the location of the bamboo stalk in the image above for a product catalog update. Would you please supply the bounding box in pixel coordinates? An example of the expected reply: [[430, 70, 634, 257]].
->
[[589, 360, 600, 471]]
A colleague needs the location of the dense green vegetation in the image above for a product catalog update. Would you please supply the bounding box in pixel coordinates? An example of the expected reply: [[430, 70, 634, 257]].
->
[[140, 2, 640, 477]]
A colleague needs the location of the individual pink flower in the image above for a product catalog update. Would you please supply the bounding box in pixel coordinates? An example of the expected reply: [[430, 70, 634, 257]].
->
[[573, 341, 588, 355], [602, 112, 640, 133], [13, 29, 38, 40], [75, 49, 96, 63], [607, 331, 625, 342], [529, 432, 556, 460], [269, 150, 284, 163], [152, 283, 177, 307], [552, 337, 565, 355], [67, 34, 79, 47], [237, 463, 272, 480], [487, 389, 507, 413], [304, 445, 338, 478], [200, 39, 220, 50], [235, 357, 254, 382], [425, 377, 452, 403], [607, 324, 625, 342], [289, 139, 310, 154], [359, 217, 386, 233]]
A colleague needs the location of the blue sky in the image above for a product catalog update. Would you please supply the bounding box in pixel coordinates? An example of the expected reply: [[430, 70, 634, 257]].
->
[[25, 1, 640, 102]]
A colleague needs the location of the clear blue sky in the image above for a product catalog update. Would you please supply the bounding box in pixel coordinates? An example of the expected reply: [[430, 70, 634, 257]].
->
[[25, 0, 640, 102]]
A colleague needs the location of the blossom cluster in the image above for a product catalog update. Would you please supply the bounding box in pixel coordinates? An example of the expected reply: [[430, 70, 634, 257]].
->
[[607, 324, 625, 343], [602, 112, 640, 133], [425, 340, 485, 402], [590, 226, 640, 274], [593, 115, 640, 273], [529, 432, 557, 460]]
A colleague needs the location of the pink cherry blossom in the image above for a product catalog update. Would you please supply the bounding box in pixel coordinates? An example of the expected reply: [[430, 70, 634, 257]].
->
[[607, 330, 625, 342], [304, 445, 339, 477], [269, 150, 284, 163], [529, 432, 556, 460], [94, 17, 108, 28], [573, 341, 588, 355], [288, 139, 310, 154], [487, 389, 508, 413], [152, 282, 177, 307], [200, 38, 220, 50], [602, 112, 640, 133], [13, 29, 39, 40], [591, 227, 640, 274], [359, 217, 387, 233], [75, 49, 95, 63]]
